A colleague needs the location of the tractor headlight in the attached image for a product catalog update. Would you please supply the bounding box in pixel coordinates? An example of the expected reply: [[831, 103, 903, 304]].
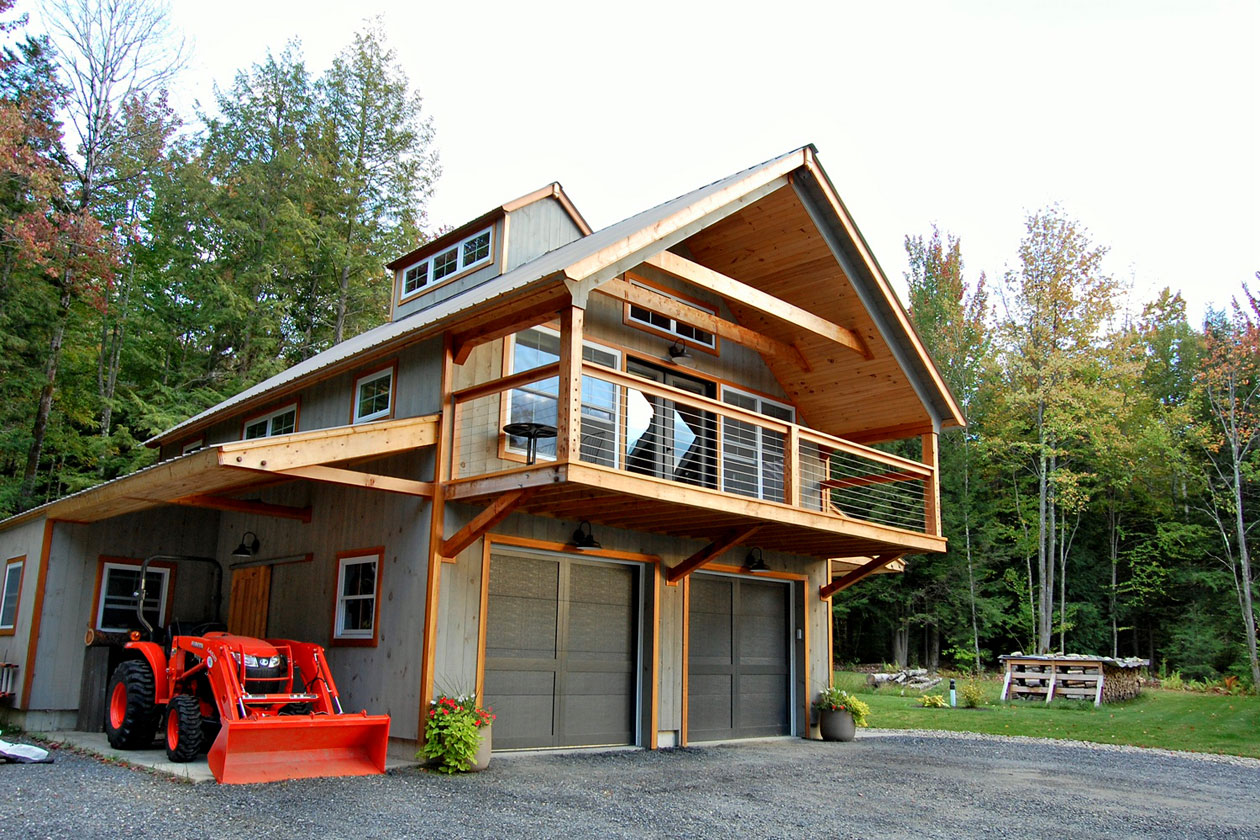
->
[[243, 654, 283, 669], [243, 654, 259, 668]]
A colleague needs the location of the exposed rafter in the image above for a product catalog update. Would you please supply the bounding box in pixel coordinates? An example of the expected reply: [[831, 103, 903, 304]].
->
[[171, 494, 312, 523], [220, 414, 438, 472], [642, 251, 870, 359], [275, 465, 432, 497], [596, 278, 811, 371]]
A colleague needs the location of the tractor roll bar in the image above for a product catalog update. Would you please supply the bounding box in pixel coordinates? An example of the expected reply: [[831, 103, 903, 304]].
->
[[135, 554, 223, 635]]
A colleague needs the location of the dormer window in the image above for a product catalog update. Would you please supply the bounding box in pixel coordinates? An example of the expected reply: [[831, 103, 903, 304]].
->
[[243, 403, 298, 439], [401, 227, 494, 299]]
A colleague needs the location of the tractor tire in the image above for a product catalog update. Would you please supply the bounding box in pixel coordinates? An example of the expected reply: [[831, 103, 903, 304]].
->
[[164, 694, 202, 762], [104, 660, 159, 749]]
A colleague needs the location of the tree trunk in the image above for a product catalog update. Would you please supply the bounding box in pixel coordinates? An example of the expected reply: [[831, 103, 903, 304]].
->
[[1231, 451, 1260, 687], [20, 276, 73, 507], [334, 262, 351, 345], [892, 625, 908, 669], [963, 435, 981, 672]]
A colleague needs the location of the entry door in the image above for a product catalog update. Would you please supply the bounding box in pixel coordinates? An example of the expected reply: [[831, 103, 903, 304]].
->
[[483, 552, 640, 749], [688, 574, 792, 741], [625, 361, 716, 488], [228, 565, 271, 638]]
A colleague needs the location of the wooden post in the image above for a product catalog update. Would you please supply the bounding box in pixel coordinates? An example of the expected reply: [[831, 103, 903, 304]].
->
[[784, 425, 800, 507], [921, 432, 940, 536], [556, 305, 585, 464], [418, 335, 454, 743]]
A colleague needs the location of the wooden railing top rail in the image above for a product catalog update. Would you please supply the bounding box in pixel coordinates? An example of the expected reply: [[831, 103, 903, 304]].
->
[[797, 427, 933, 476], [452, 361, 561, 404]]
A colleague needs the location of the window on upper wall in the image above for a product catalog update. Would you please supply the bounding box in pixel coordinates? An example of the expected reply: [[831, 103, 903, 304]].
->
[[243, 403, 298, 440], [721, 387, 795, 502], [400, 227, 494, 300], [180, 438, 204, 455], [94, 560, 171, 633], [353, 366, 394, 424], [333, 550, 381, 644], [625, 280, 717, 349], [0, 557, 24, 633], [505, 327, 620, 465]]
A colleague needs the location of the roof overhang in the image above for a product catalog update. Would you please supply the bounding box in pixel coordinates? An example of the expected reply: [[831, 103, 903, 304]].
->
[[5, 416, 438, 529]]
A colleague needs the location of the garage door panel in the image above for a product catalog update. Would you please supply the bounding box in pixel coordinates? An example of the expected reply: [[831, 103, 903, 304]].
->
[[688, 574, 791, 741], [484, 552, 640, 749], [482, 669, 556, 749]]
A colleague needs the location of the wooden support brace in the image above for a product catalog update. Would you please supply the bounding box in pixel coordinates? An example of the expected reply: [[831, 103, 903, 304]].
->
[[819, 553, 902, 599], [277, 465, 433, 497], [439, 488, 534, 559], [172, 494, 313, 523], [666, 525, 763, 585]]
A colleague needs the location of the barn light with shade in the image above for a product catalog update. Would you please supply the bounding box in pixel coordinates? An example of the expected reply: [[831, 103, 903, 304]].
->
[[231, 531, 261, 559]]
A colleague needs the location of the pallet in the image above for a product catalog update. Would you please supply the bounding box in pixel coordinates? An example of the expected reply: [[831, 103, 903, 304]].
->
[[1000, 656, 1104, 706]]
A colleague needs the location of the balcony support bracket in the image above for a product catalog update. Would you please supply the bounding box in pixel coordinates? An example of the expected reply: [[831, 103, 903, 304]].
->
[[666, 525, 763, 585], [820, 553, 903, 599]]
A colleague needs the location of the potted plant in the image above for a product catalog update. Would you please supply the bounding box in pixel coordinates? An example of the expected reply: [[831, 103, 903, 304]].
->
[[419, 694, 496, 773], [813, 686, 870, 742]]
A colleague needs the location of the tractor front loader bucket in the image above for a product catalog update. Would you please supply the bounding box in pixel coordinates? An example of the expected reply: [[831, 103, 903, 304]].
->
[[207, 712, 391, 784]]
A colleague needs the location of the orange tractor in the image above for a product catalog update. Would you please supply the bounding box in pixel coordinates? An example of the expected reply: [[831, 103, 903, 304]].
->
[[102, 555, 390, 784]]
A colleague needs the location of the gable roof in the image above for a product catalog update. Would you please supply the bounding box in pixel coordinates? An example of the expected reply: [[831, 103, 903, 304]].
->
[[151, 146, 962, 447]]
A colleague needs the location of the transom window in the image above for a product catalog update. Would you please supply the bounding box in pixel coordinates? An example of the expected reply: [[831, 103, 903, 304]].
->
[[506, 327, 620, 464], [627, 281, 716, 348], [334, 551, 380, 642], [0, 557, 23, 631], [243, 403, 297, 440], [721, 387, 795, 502], [354, 367, 394, 423], [401, 227, 494, 298], [95, 561, 170, 633]]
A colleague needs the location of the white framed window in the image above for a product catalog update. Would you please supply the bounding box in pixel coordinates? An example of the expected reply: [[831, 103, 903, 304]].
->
[[180, 438, 204, 455], [353, 367, 394, 424], [720, 386, 795, 502], [243, 403, 298, 440], [505, 327, 620, 465], [626, 281, 717, 349], [0, 557, 23, 632], [95, 561, 170, 632], [333, 551, 380, 643], [400, 227, 494, 299]]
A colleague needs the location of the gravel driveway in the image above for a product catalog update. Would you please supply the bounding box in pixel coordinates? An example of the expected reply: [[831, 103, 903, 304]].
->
[[3, 730, 1259, 839]]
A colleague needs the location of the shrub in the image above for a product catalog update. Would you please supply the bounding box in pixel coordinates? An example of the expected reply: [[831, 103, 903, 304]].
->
[[813, 686, 871, 727], [917, 694, 947, 708], [420, 695, 495, 773], [960, 680, 985, 708]]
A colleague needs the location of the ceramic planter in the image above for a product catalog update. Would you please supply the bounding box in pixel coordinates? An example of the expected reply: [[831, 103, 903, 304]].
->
[[818, 708, 856, 742], [469, 723, 492, 771]]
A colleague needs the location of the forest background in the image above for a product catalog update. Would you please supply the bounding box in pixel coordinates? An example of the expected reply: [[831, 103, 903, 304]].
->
[[0, 2, 1255, 686]]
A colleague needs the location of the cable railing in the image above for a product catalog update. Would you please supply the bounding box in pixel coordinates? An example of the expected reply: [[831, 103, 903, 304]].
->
[[448, 363, 935, 535]]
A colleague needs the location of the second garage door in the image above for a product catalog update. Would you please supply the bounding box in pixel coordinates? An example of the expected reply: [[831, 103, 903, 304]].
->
[[688, 573, 793, 741], [483, 551, 640, 749]]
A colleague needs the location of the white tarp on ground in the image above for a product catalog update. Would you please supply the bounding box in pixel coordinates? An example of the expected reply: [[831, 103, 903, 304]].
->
[[0, 738, 53, 763]]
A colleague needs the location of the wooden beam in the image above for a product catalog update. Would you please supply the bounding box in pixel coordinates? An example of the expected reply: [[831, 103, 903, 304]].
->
[[171, 494, 313, 523], [666, 525, 763, 584], [556, 306, 584, 463], [642, 251, 870, 359], [274, 465, 433, 497], [450, 284, 571, 365], [419, 335, 454, 745], [439, 489, 533, 559], [819, 553, 903, 599], [220, 414, 438, 473], [596, 278, 811, 371]]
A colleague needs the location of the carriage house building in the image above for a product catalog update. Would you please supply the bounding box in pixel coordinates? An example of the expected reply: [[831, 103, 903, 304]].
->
[[0, 147, 962, 751]]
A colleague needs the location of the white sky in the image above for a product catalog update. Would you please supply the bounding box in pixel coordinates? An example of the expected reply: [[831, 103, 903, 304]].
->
[[27, 0, 1260, 323]]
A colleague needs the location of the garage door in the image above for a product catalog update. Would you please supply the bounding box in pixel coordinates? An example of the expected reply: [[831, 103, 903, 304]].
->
[[483, 551, 640, 749], [688, 574, 792, 741]]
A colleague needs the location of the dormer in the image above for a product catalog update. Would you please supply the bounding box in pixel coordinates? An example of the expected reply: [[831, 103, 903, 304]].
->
[[386, 183, 591, 322]]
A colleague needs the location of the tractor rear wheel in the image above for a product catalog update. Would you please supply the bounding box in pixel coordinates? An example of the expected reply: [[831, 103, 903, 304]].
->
[[104, 660, 159, 749], [165, 694, 202, 762]]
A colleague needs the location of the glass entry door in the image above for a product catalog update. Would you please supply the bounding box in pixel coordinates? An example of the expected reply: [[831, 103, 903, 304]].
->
[[625, 360, 716, 489]]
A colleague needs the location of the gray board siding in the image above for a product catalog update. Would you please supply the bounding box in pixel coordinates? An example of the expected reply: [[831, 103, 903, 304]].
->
[[0, 518, 53, 673], [29, 507, 221, 710], [152, 148, 809, 447], [503, 198, 586, 272]]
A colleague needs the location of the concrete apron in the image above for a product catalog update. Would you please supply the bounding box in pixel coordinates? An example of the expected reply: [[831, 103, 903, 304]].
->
[[43, 731, 419, 784]]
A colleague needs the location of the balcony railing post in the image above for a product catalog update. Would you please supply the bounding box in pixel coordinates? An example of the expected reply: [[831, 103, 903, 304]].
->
[[785, 425, 800, 507], [922, 431, 941, 536], [556, 305, 585, 464]]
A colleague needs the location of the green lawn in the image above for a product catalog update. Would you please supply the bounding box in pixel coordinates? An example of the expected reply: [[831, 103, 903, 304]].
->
[[835, 671, 1260, 758]]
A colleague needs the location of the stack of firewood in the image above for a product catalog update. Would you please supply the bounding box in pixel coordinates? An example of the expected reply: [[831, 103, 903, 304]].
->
[[867, 668, 943, 692], [1100, 659, 1146, 703]]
